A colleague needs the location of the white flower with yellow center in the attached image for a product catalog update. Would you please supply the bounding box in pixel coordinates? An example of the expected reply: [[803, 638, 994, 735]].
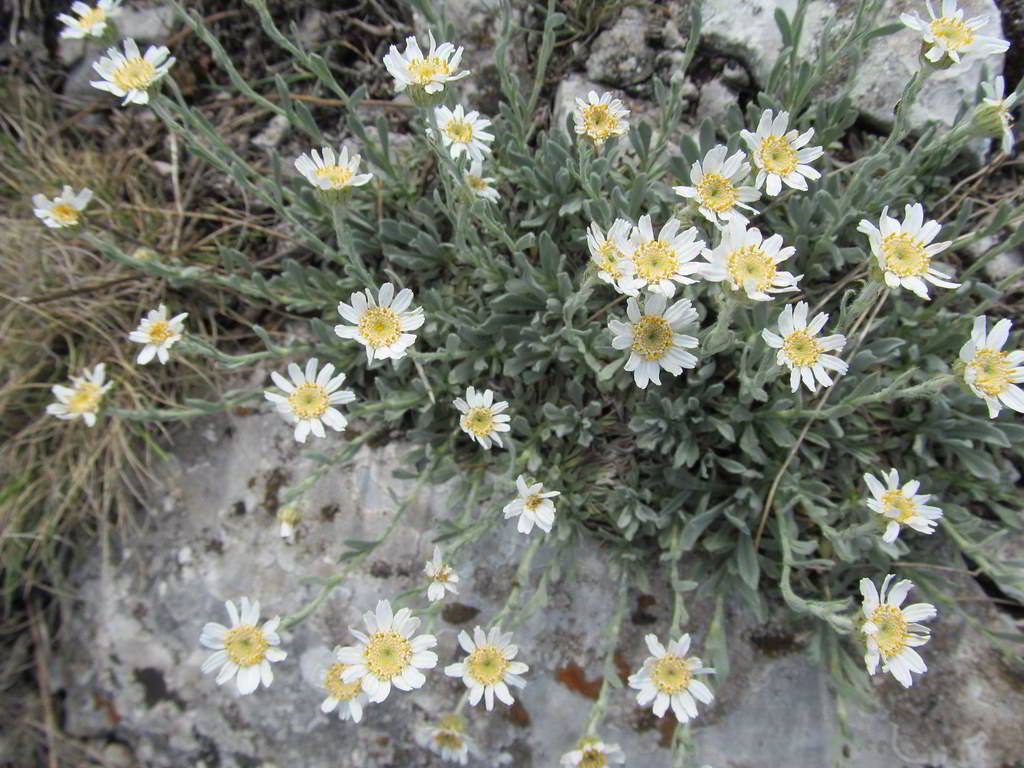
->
[[561, 738, 626, 768], [573, 91, 630, 147], [337, 600, 437, 703], [762, 301, 848, 393], [294, 145, 373, 192], [740, 109, 823, 197], [58, 0, 121, 39], [503, 474, 561, 535], [433, 105, 494, 162], [900, 0, 1009, 66], [959, 316, 1024, 418], [32, 186, 92, 229], [128, 304, 187, 365], [464, 160, 499, 202], [200, 597, 287, 695], [264, 358, 356, 443], [317, 646, 367, 722], [425, 546, 459, 602], [608, 294, 699, 390], [444, 625, 528, 711], [673, 145, 761, 226], [628, 633, 715, 722], [620, 214, 704, 297], [700, 218, 801, 301], [417, 713, 476, 765], [383, 31, 469, 95], [864, 469, 943, 543], [90, 38, 174, 106], [587, 218, 642, 296], [46, 363, 112, 427], [334, 282, 424, 363], [977, 76, 1018, 154], [453, 386, 511, 449], [859, 575, 937, 688], [857, 203, 958, 300]]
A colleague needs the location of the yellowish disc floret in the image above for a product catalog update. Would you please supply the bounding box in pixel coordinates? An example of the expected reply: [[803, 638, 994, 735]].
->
[[881, 233, 930, 277], [582, 104, 619, 141], [224, 624, 269, 667], [632, 241, 679, 281], [112, 56, 157, 91], [464, 407, 496, 436], [357, 306, 402, 347], [969, 348, 1012, 396], [756, 135, 799, 175], [314, 165, 354, 189], [324, 662, 362, 700], [782, 329, 823, 367], [445, 119, 474, 143], [579, 747, 609, 768], [869, 604, 910, 657], [364, 630, 413, 679], [930, 15, 975, 52], [696, 173, 739, 212], [51, 203, 80, 225], [881, 490, 917, 523], [630, 315, 674, 361], [651, 655, 692, 694], [68, 383, 104, 414], [466, 644, 510, 685], [288, 382, 329, 420], [408, 56, 451, 85], [727, 245, 777, 291]]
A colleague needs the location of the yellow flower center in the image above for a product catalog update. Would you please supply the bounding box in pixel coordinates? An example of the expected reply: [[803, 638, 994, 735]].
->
[[224, 624, 269, 667], [445, 118, 474, 143], [68, 382, 103, 414], [579, 748, 608, 768], [726, 244, 776, 291], [288, 382, 329, 420], [595, 240, 623, 277], [757, 135, 798, 175], [433, 564, 453, 583], [76, 6, 106, 29], [364, 630, 412, 680], [407, 56, 451, 85], [631, 315, 674, 361], [931, 15, 975, 52], [314, 164, 353, 189], [51, 203, 80, 225], [869, 604, 909, 658], [146, 320, 173, 344], [466, 644, 509, 686], [524, 493, 545, 512], [881, 490, 916, 523], [652, 655, 691, 694], [782, 329, 823, 367], [582, 104, 620, 141], [435, 730, 464, 750], [358, 306, 401, 347], [969, 348, 1012, 397], [111, 56, 157, 91], [466, 173, 488, 192], [632, 240, 678, 281], [881, 233, 930, 277], [324, 662, 362, 701], [697, 172, 739, 212], [463, 406, 496, 437]]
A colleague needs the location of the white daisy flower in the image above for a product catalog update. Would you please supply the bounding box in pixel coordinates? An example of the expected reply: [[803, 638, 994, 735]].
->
[[128, 304, 187, 365], [425, 546, 459, 602], [337, 600, 438, 703], [382, 31, 469, 96], [608, 293, 699, 389], [432, 105, 494, 162], [334, 282, 424, 363], [199, 597, 287, 695], [587, 218, 643, 296], [673, 144, 761, 226], [864, 469, 944, 543], [46, 363, 112, 427], [857, 203, 958, 300], [277, 504, 300, 540], [561, 738, 626, 767], [58, 0, 121, 39], [859, 574, 937, 688], [628, 633, 715, 722], [958, 316, 1024, 418], [976, 76, 1018, 154], [264, 358, 356, 444], [444, 625, 528, 711], [762, 301, 848, 393], [32, 186, 92, 229], [900, 0, 1009, 66], [453, 386, 511, 450], [573, 90, 630, 147], [463, 160, 500, 202], [502, 475, 560, 535], [740, 109, 823, 197], [417, 713, 476, 765], [317, 647, 368, 723], [700, 218, 802, 301], [294, 145, 373, 193], [90, 38, 175, 106], [619, 214, 704, 297]]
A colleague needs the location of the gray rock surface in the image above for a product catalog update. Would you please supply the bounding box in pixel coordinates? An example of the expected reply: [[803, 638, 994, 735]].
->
[[586, 6, 658, 88]]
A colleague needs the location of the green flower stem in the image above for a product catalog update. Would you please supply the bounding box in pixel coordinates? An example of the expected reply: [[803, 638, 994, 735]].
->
[[182, 335, 317, 369], [583, 576, 630, 738], [837, 277, 884, 335], [330, 204, 374, 289], [768, 373, 956, 420], [489, 536, 544, 631], [879, 66, 933, 154], [107, 390, 261, 421], [703, 292, 738, 356]]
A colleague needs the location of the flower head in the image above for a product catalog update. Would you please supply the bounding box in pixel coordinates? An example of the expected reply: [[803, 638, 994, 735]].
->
[[463, 160, 500, 202], [432, 105, 494, 162], [958, 316, 1024, 418], [425, 546, 459, 602], [673, 145, 761, 226], [503, 475, 560, 535], [762, 302, 848, 393], [264, 359, 356, 443], [859, 575, 937, 687], [587, 218, 643, 295], [337, 600, 437, 703], [334, 282, 424, 363], [90, 38, 174, 105], [32, 186, 92, 229], [975, 76, 1017, 154], [444, 625, 528, 710], [608, 294, 699, 389], [294, 145, 373, 196], [573, 91, 630, 147], [453, 386, 511, 449], [700, 219, 801, 301], [740, 109, 823, 196], [200, 597, 287, 695], [628, 633, 715, 722], [277, 504, 301, 539], [857, 203, 958, 300], [317, 646, 368, 722], [383, 31, 469, 97], [561, 738, 626, 768], [620, 214, 704, 297], [864, 469, 943, 543], [417, 713, 476, 765], [900, 0, 1009, 66], [58, 0, 121, 39], [46, 363, 112, 427], [128, 304, 187, 365]]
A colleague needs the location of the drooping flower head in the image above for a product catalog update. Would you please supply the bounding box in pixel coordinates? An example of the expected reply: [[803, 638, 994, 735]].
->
[[587, 218, 643, 296], [90, 38, 174, 106], [864, 469, 943, 543], [620, 214, 705, 297], [628, 633, 715, 722], [46, 363, 113, 427], [503, 475, 560, 535], [128, 304, 187, 365], [958, 316, 1024, 418], [859, 575, 937, 688], [463, 159, 500, 202], [762, 301, 848, 393], [199, 597, 287, 695], [444, 625, 528, 710], [425, 546, 459, 602], [573, 91, 630, 147], [32, 186, 92, 229], [700, 219, 801, 301], [432, 105, 494, 162], [974, 76, 1018, 154], [560, 737, 626, 768], [453, 386, 511, 449], [673, 144, 761, 226], [740, 109, 823, 196], [317, 646, 368, 722], [294, 145, 373, 199], [900, 0, 1009, 67], [58, 0, 121, 39], [264, 359, 356, 443], [608, 294, 700, 389], [334, 282, 424, 363], [417, 713, 476, 765], [383, 31, 469, 99]]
